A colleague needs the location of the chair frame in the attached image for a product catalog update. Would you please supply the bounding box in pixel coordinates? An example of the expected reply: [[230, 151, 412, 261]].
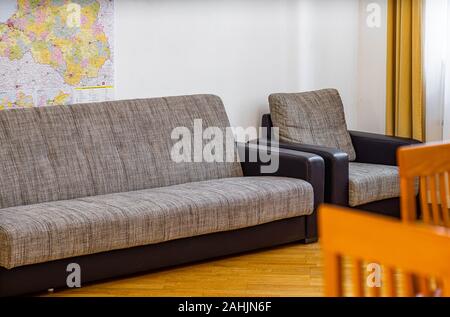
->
[[398, 142, 450, 227], [398, 142, 450, 295], [320, 205, 450, 297]]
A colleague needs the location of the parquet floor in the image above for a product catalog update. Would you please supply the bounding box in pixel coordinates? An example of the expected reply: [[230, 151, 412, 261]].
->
[[43, 243, 325, 297]]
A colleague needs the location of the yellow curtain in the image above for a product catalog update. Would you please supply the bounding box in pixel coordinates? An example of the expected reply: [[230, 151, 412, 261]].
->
[[386, 0, 425, 141]]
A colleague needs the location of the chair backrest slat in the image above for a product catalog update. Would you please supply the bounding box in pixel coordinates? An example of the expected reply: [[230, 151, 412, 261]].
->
[[439, 173, 450, 227], [420, 176, 432, 223], [400, 178, 418, 222], [384, 267, 396, 297], [324, 252, 343, 297], [418, 276, 432, 296], [352, 259, 364, 297], [403, 273, 416, 297], [429, 175, 441, 225]]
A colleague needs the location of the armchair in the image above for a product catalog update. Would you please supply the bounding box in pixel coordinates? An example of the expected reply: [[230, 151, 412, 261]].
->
[[262, 89, 421, 218]]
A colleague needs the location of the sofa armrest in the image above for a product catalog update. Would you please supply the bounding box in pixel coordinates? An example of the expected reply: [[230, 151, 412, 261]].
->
[[237, 142, 324, 208], [349, 131, 422, 166], [237, 142, 324, 242], [257, 139, 349, 206]]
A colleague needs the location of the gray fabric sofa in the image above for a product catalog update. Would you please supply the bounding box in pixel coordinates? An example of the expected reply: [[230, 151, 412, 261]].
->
[[0, 94, 324, 296]]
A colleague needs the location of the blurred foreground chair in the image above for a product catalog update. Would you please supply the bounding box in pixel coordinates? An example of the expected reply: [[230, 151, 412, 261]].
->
[[398, 142, 450, 227], [398, 142, 450, 294], [320, 205, 450, 297]]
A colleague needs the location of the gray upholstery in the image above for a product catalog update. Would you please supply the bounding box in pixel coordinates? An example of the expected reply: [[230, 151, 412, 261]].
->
[[0, 95, 242, 209], [0, 177, 314, 269], [269, 89, 356, 161], [349, 163, 402, 207]]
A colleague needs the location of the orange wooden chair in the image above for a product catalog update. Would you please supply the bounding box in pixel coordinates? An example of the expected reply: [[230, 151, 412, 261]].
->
[[320, 205, 450, 297], [398, 142, 450, 227], [398, 142, 450, 295]]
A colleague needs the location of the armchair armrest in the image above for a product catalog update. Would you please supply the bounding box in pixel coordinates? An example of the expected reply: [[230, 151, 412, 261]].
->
[[349, 131, 422, 166], [237, 142, 325, 242], [261, 114, 273, 140], [257, 139, 349, 206]]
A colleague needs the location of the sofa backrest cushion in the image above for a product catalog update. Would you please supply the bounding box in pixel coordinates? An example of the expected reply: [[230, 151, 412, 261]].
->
[[269, 89, 356, 161], [0, 94, 242, 209]]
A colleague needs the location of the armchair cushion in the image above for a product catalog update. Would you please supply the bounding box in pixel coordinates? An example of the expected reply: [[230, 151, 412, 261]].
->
[[269, 89, 356, 161], [349, 163, 402, 207]]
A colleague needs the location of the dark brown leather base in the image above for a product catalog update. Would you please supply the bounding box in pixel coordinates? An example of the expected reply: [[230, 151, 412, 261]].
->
[[355, 198, 401, 218], [0, 216, 307, 297], [355, 196, 421, 219]]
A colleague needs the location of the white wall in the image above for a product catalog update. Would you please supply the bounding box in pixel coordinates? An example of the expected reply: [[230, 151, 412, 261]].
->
[[295, 0, 360, 129], [116, 0, 299, 133], [115, 0, 386, 133], [356, 0, 387, 134]]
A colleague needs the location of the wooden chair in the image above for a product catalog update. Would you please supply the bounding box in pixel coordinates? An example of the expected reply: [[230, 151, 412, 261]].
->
[[397, 142, 450, 295], [398, 142, 450, 227], [320, 205, 450, 297]]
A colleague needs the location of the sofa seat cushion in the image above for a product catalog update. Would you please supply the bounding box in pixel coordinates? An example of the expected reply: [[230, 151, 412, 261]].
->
[[349, 163, 402, 207], [0, 177, 313, 269]]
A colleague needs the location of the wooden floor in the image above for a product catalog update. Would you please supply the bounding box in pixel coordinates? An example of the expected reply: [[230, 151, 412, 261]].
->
[[43, 243, 324, 297]]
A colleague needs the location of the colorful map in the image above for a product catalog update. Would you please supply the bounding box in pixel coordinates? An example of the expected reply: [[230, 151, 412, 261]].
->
[[0, 0, 114, 109]]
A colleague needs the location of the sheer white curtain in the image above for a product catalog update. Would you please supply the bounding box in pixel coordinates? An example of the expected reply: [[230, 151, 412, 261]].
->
[[424, 0, 450, 141], [445, 6, 450, 141]]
